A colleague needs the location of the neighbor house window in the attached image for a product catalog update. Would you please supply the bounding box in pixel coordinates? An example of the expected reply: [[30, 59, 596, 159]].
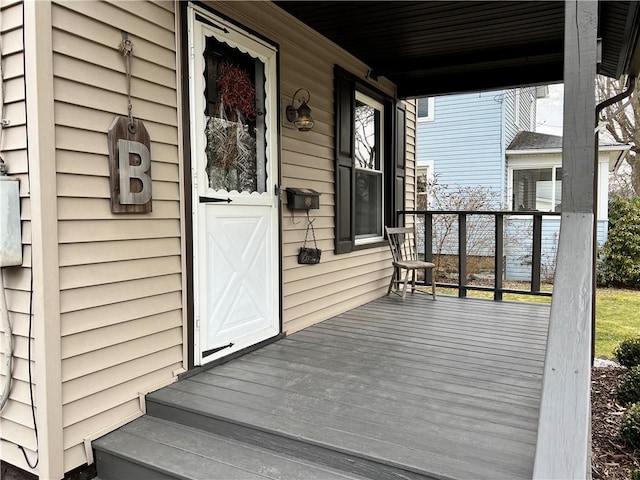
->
[[512, 166, 562, 212], [355, 92, 384, 241], [417, 97, 434, 122], [416, 164, 432, 210]]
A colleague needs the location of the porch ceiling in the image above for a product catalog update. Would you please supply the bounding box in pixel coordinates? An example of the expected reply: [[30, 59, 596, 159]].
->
[[274, 1, 640, 98]]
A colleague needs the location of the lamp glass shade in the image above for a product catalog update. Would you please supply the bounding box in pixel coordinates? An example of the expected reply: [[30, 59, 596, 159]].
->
[[294, 102, 315, 131]]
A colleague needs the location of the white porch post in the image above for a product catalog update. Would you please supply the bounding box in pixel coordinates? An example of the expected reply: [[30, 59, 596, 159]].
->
[[532, 1, 597, 479]]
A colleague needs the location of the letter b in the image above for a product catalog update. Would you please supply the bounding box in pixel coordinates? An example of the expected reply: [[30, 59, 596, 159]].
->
[[118, 139, 152, 205]]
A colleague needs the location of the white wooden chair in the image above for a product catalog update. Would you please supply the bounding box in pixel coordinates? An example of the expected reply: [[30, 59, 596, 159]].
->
[[385, 225, 436, 300]]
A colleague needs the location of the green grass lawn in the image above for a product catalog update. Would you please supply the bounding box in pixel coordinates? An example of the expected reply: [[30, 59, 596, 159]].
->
[[596, 288, 640, 359], [434, 284, 553, 304], [431, 284, 640, 359]]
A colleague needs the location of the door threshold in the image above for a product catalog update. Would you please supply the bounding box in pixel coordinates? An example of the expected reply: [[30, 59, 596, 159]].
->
[[181, 332, 286, 381]]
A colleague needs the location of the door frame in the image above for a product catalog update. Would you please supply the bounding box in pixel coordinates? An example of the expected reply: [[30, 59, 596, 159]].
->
[[179, 2, 283, 371]]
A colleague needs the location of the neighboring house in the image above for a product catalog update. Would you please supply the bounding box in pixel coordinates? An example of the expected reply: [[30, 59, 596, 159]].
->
[[415, 93, 629, 283], [0, 1, 638, 479], [506, 131, 630, 281], [416, 88, 538, 205]]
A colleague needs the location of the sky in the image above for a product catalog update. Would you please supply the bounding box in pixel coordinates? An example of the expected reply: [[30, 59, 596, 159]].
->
[[536, 82, 632, 177], [536, 83, 564, 136]]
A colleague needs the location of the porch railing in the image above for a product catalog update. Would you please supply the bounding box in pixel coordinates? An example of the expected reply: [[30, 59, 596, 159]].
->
[[397, 210, 562, 300]]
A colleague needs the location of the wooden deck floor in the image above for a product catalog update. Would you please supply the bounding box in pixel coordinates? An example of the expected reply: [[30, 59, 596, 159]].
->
[[148, 293, 550, 480]]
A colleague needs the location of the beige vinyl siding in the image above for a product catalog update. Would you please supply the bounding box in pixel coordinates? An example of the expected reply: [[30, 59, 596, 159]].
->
[[50, 0, 182, 471], [0, 0, 38, 472], [208, 1, 407, 334]]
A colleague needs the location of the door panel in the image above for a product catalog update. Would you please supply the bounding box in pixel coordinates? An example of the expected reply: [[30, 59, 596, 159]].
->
[[189, 6, 280, 365], [199, 205, 276, 359]]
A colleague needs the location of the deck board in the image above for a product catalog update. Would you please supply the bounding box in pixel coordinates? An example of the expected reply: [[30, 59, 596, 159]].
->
[[152, 294, 550, 480]]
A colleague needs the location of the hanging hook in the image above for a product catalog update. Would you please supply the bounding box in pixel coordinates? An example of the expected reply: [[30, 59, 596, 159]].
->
[[306, 210, 316, 226]]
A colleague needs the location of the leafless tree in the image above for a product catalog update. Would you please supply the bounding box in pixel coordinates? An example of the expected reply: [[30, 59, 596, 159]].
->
[[354, 104, 377, 169], [596, 75, 640, 196], [417, 175, 506, 282], [609, 161, 636, 199]]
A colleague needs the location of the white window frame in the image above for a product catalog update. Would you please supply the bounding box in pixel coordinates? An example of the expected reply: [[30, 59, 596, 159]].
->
[[417, 97, 435, 122], [416, 161, 434, 209], [509, 153, 612, 220], [508, 160, 562, 213], [354, 91, 385, 244]]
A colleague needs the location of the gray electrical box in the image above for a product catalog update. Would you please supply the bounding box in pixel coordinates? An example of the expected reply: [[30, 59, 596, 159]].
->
[[0, 176, 22, 267]]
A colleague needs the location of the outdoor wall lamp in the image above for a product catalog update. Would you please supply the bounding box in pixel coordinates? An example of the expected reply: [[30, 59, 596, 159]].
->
[[286, 88, 315, 131]]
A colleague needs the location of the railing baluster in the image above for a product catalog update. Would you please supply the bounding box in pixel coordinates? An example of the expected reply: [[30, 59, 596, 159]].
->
[[424, 213, 433, 285], [495, 214, 504, 301], [396, 209, 557, 301], [532, 214, 543, 293], [458, 213, 467, 298]]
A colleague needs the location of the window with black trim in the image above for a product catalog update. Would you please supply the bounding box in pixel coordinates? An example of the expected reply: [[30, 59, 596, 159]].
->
[[334, 66, 406, 254]]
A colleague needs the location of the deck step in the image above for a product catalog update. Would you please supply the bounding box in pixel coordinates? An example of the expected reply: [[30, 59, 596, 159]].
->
[[93, 415, 376, 480], [143, 386, 438, 480]]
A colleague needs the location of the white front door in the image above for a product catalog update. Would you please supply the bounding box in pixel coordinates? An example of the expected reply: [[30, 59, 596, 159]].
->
[[188, 6, 280, 365]]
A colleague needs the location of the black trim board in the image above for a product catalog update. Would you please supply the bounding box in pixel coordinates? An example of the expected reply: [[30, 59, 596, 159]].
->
[[179, 1, 195, 370]]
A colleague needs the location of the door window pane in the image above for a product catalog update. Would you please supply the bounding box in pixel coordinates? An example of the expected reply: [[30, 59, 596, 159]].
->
[[203, 36, 266, 193]]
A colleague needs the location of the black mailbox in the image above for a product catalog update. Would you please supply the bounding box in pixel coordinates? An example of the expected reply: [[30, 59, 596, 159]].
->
[[286, 188, 320, 210]]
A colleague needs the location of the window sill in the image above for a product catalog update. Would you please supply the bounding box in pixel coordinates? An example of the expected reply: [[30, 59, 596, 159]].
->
[[353, 240, 387, 251]]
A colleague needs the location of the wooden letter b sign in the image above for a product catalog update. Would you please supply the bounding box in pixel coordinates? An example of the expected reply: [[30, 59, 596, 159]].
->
[[108, 116, 153, 213]]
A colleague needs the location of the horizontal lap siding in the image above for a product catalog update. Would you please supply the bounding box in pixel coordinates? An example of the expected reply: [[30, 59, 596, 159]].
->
[[505, 217, 560, 282], [417, 92, 506, 193], [0, 0, 37, 472], [209, 1, 403, 334], [417, 92, 511, 209], [50, 1, 182, 471]]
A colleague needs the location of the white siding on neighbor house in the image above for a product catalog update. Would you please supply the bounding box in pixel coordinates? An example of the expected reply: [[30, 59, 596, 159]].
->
[[0, 0, 38, 472], [50, 0, 183, 472], [209, 1, 415, 334]]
